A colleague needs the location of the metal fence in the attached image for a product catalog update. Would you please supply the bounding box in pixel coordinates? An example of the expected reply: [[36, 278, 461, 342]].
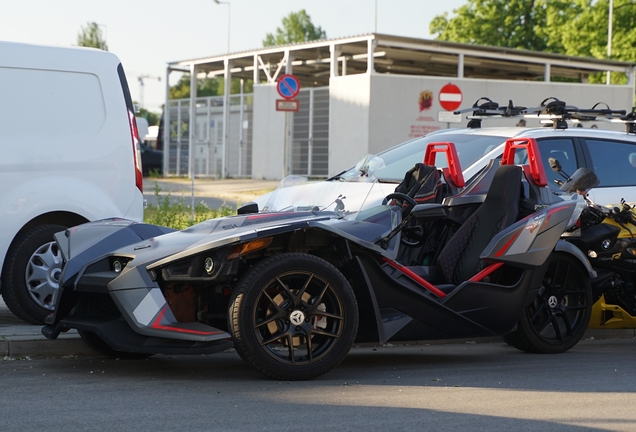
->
[[165, 94, 253, 178], [291, 87, 329, 177]]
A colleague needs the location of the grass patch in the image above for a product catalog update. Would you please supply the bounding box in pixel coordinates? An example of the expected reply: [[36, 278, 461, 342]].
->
[[144, 183, 235, 230]]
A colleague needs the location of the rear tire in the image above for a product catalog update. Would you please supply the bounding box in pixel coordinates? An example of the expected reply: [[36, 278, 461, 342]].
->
[[1, 224, 66, 324], [504, 253, 592, 354]]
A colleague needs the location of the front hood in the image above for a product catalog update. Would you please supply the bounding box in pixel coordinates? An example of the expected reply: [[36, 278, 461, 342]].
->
[[137, 211, 335, 269]]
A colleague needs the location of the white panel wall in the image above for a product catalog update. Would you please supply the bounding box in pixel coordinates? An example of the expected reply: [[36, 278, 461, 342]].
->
[[255, 72, 634, 180], [328, 74, 371, 176], [252, 84, 286, 180], [367, 74, 635, 160]]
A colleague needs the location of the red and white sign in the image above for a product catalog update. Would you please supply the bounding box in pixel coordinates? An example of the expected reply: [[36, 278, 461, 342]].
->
[[438, 83, 462, 111]]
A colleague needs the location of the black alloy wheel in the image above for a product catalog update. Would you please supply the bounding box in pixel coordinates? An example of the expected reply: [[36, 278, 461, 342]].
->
[[230, 253, 358, 380], [504, 253, 592, 354]]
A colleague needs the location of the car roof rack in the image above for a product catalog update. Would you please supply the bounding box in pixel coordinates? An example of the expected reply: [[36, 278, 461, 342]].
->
[[454, 97, 636, 133]]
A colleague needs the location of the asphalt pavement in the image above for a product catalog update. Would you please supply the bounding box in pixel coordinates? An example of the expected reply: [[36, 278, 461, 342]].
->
[[2, 177, 635, 360]]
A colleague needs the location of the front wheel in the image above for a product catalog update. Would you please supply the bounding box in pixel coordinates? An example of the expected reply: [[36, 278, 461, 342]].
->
[[504, 253, 592, 354], [229, 253, 358, 380]]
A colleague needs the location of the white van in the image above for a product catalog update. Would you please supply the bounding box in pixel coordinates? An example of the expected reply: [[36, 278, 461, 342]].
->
[[0, 41, 144, 323]]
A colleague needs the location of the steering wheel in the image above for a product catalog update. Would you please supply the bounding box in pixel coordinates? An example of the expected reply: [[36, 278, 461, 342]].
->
[[382, 192, 418, 218], [382, 192, 424, 247]]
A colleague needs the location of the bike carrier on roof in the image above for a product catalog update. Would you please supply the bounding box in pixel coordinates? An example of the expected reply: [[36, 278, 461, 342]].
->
[[454, 96, 636, 133]]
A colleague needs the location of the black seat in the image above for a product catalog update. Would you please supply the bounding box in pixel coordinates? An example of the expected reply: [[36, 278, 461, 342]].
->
[[435, 165, 522, 284], [394, 163, 443, 204]]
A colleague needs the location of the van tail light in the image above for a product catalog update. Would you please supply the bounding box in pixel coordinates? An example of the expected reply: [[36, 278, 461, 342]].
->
[[127, 109, 144, 192]]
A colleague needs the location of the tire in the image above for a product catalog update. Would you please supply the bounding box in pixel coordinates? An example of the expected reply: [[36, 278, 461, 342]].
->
[[229, 253, 359, 380], [504, 253, 592, 354], [1, 224, 66, 324], [78, 330, 151, 359]]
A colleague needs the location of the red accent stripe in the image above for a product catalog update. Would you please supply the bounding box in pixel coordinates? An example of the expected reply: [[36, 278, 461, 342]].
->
[[494, 228, 522, 257], [545, 204, 571, 223], [469, 262, 505, 282], [382, 258, 447, 298], [150, 307, 223, 336]]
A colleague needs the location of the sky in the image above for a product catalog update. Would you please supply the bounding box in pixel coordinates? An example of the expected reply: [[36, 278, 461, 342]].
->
[[1, 0, 467, 113]]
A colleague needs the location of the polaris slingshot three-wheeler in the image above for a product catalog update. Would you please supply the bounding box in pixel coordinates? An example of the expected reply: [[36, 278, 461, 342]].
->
[[43, 138, 594, 380]]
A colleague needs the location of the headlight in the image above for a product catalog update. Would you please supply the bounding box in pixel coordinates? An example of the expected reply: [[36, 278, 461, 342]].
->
[[204, 257, 214, 274]]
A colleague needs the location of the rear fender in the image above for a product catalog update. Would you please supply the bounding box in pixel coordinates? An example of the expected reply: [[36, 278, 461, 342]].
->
[[480, 200, 577, 268], [554, 240, 596, 277]]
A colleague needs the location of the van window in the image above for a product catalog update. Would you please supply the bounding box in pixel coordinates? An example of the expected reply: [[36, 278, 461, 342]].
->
[[585, 139, 636, 188], [0, 67, 105, 138]]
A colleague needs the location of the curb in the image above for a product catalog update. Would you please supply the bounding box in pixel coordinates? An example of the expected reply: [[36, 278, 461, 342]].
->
[[2, 331, 98, 359], [2, 328, 633, 361]]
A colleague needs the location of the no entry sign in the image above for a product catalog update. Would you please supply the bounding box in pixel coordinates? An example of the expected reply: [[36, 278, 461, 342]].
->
[[277, 74, 301, 100], [439, 84, 462, 111]]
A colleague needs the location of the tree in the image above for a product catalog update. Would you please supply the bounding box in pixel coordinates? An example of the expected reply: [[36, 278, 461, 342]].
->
[[169, 75, 254, 100], [76, 22, 108, 51], [430, 0, 636, 83], [136, 107, 160, 126], [263, 10, 326, 46], [430, 0, 553, 51]]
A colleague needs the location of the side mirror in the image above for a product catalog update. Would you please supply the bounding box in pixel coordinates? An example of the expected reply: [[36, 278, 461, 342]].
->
[[548, 157, 562, 172], [237, 202, 259, 215]]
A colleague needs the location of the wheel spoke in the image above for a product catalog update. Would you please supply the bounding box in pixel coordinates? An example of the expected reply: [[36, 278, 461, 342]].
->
[[305, 331, 313, 362], [27, 264, 50, 283], [550, 314, 564, 341], [261, 289, 285, 315], [260, 331, 288, 347], [275, 276, 294, 299], [309, 328, 340, 339], [313, 281, 331, 307], [297, 273, 314, 302], [255, 313, 284, 329], [534, 313, 552, 333], [286, 334, 295, 364], [555, 305, 574, 335], [313, 311, 343, 320], [529, 302, 548, 323]]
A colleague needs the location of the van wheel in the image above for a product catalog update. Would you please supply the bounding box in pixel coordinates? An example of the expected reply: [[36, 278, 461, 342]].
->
[[1, 225, 66, 324]]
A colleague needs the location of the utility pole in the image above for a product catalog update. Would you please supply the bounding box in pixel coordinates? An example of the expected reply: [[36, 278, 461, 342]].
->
[[137, 75, 161, 109]]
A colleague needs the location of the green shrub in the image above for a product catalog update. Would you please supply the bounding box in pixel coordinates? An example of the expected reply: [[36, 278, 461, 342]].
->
[[144, 183, 234, 230]]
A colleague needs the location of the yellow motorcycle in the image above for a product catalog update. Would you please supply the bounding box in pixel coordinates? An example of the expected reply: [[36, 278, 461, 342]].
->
[[554, 161, 636, 329]]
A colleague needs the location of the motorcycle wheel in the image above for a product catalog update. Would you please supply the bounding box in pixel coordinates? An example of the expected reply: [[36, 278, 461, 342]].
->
[[504, 253, 592, 354], [229, 253, 358, 380], [78, 330, 151, 359]]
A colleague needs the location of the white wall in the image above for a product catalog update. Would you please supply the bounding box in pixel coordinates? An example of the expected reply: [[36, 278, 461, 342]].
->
[[367, 74, 635, 160], [255, 72, 634, 180], [328, 74, 371, 176], [252, 84, 286, 179]]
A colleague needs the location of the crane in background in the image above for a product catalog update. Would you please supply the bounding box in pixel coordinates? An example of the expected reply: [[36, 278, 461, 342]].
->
[[137, 74, 161, 109]]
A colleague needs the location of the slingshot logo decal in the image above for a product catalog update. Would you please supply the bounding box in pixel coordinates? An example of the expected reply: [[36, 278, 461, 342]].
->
[[525, 212, 546, 233]]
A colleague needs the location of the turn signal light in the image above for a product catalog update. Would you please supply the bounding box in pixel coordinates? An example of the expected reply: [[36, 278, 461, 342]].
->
[[227, 237, 273, 260]]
